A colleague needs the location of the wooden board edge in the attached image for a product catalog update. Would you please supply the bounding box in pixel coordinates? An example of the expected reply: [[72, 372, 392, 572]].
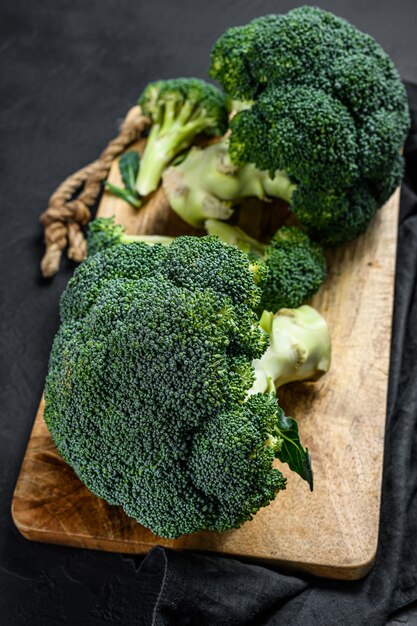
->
[[12, 500, 377, 581]]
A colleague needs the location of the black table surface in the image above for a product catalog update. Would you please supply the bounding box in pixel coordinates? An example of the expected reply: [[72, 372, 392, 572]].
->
[[2, 2, 417, 625]]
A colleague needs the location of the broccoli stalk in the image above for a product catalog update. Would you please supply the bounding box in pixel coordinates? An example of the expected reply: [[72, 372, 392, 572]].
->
[[87, 217, 173, 257], [205, 218, 266, 256], [251, 306, 331, 396], [205, 219, 327, 313], [136, 78, 229, 196], [163, 141, 295, 228], [249, 305, 330, 491]]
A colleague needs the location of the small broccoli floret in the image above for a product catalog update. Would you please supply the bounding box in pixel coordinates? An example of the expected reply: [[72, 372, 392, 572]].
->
[[205, 220, 327, 313], [261, 227, 327, 313], [136, 78, 229, 196], [45, 236, 322, 538], [209, 6, 410, 245], [87, 217, 173, 257], [290, 183, 379, 247], [163, 141, 295, 228]]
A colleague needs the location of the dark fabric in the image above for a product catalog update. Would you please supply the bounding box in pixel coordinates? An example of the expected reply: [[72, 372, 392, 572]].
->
[[2, 2, 417, 625]]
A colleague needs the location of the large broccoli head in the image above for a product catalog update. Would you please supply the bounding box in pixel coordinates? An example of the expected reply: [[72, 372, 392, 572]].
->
[[210, 6, 410, 245], [44, 237, 313, 539]]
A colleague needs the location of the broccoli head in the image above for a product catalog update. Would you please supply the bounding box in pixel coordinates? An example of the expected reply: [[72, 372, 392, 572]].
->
[[210, 6, 410, 245], [205, 220, 327, 313], [45, 236, 324, 538], [136, 78, 229, 197]]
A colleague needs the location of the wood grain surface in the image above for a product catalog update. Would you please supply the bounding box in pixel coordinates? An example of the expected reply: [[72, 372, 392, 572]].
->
[[12, 147, 400, 580]]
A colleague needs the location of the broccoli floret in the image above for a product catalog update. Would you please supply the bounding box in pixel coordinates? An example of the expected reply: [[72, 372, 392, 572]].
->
[[163, 141, 295, 228], [136, 78, 229, 196], [87, 217, 173, 257], [229, 85, 359, 191], [45, 236, 328, 538], [209, 6, 410, 245], [205, 220, 327, 313], [291, 183, 380, 247]]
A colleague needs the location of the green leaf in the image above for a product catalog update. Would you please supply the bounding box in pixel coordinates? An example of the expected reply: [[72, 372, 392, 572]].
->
[[119, 151, 140, 192], [104, 181, 141, 208], [274, 410, 313, 491]]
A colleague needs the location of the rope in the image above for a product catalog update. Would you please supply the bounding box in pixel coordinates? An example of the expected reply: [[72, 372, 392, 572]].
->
[[39, 106, 150, 278]]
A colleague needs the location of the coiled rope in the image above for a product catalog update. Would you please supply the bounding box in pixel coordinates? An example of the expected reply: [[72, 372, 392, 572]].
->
[[39, 106, 150, 277]]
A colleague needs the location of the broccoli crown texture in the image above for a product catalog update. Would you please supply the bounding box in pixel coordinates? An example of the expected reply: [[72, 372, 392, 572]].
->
[[139, 78, 228, 136], [205, 220, 327, 313], [136, 78, 229, 196], [45, 236, 302, 538], [87, 217, 127, 256], [291, 182, 380, 247], [210, 6, 410, 245], [260, 227, 327, 313]]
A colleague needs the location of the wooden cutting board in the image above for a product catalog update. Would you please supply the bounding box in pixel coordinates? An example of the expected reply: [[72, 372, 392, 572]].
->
[[12, 145, 400, 580]]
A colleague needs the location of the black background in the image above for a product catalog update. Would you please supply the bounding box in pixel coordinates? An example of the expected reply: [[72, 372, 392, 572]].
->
[[2, 1, 417, 624]]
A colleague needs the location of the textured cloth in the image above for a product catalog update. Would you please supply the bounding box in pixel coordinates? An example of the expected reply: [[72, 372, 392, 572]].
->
[[1, 2, 417, 624]]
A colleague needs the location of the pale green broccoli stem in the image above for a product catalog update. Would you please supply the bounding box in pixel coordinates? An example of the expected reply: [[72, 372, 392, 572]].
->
[[163, 141, 296, 228], [230, 99, 256, 114], [205, 219, 266, 256], [262, 172, 296, 204], [249, 305, 331, 395], [136, 102, 215, 197], [121, 233, 174, 246]]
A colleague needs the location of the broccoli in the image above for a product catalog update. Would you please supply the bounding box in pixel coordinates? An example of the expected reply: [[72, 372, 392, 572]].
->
[[136, 78, 229, 197], [162, 141, 295, 228], [252, 307, 331, 394], [45, 236, 330, 538], [87, 217, 173, 257], [205, 220, 327, 313], [87, 217, 326, 314], [209, 6, 410, 245], [104, 151, 141, 209]]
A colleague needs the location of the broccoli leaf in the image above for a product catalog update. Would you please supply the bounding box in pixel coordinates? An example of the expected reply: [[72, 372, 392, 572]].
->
[[275, 410, 313, 491], [104, 181, 141, 208], [119, 151, 140, 192], [104, 151, 141, 208]]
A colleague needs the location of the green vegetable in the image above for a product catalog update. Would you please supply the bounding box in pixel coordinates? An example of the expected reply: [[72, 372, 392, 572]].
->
[[205, 220, 327, 313], [87, 217, 173, 257], [119, 151, 140, 191], [104, 151, 141, 208], [252, 306, 331, 393], [209, 6, 410, 245], [136, 78, 229, 196], [87, 217, 326, 314], [45, 236, 330, 538], [163, 141, 294, 228]]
